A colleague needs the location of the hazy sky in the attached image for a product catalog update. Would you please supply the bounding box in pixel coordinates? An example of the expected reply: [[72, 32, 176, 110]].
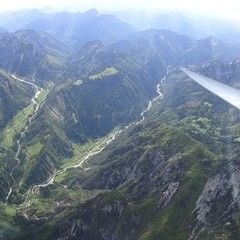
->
[[1, 0, 240, 20]]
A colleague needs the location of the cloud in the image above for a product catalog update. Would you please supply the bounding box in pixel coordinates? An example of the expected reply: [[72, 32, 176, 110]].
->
[[1, 0, 240, 20]]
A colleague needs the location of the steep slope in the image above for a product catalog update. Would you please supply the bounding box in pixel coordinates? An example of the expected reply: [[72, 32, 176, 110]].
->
[[182, 36, 240, 64], [0, 30, 69, 83], [0, 70, 34, 130]]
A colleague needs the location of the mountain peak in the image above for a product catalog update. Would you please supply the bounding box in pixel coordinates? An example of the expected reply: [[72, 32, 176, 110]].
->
[[203, 36, 222, 46], [83, 8, 99, 17]]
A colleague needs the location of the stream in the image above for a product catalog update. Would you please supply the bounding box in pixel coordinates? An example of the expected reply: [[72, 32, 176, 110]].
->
[[5, 75, 42, 202]]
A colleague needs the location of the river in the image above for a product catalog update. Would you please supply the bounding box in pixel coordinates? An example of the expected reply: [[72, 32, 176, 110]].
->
[[5, 76, 42, 202]]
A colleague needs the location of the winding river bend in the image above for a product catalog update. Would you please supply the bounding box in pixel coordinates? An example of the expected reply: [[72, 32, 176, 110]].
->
[[5, 76, 42, 202], [136, 66, 170, 125], [29, 66, 171, 195]]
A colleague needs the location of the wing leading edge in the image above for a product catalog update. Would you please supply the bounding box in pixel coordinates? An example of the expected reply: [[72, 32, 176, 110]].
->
[[181, 68, 240, 110]]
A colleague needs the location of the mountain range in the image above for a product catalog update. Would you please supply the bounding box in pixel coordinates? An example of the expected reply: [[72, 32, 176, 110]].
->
[[0, 8, 240, 240]]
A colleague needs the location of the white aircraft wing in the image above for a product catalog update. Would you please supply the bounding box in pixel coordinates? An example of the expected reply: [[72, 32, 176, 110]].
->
[[181, 68, 240, 110]]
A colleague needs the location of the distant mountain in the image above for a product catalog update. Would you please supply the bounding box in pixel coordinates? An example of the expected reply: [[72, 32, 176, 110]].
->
[[112, 29, 194, 65], [116, 9, 239, 39], [0, 9, 46, 30], [2, 9, 240, 47], [112, 30, 240, 65], [182, 36, 240, 64], [216, 31, 240, 50], [23, 9, 133, 48], [200, 58, 240, 86], [3, 8, 240, 49]]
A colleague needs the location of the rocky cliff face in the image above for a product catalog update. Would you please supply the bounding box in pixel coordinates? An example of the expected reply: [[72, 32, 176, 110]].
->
[[190, 162, 240, 239]]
